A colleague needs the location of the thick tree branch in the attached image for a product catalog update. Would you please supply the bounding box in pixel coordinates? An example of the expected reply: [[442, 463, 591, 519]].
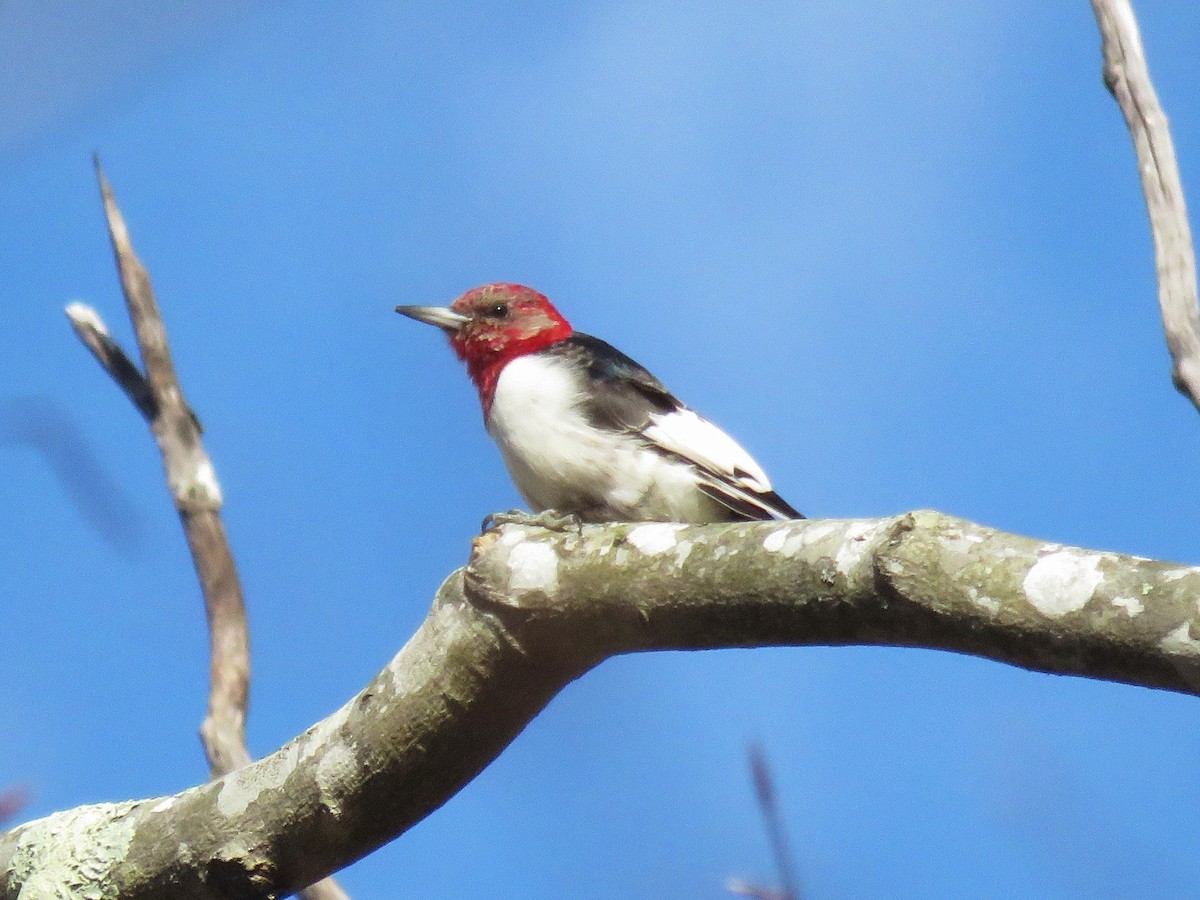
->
[[4, 512, 1198, 897], [1090, 0, 1200, 410], [66, 162, 348, 900]]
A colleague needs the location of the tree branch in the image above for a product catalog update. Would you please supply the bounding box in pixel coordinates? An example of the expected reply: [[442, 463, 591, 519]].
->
[[741, 743, 801, 900], [64, 304, 158, 422], [84, 157, 246, 776], [64, 161, 348, 900], [4, 512, 1198, 897], [1090, 0, 1200, 410]]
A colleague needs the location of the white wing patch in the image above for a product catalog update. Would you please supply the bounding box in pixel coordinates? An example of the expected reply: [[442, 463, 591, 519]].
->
[[642, 408, 773, 493]]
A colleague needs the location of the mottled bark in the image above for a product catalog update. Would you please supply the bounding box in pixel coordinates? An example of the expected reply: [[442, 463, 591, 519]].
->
[[4, 513, 1198, 898]]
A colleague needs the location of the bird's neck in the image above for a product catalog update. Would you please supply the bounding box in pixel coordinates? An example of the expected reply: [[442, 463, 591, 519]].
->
[[464, 332, 571, 416]]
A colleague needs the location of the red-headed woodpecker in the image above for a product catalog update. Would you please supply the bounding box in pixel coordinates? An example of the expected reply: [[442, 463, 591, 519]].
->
[[396, 283, 801, 523]]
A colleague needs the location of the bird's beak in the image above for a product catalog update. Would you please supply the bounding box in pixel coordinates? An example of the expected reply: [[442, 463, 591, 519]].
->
[[394, 305, 470, 333]]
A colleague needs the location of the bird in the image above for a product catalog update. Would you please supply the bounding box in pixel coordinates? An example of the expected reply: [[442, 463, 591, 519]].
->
[[395, 283, 801, 524]]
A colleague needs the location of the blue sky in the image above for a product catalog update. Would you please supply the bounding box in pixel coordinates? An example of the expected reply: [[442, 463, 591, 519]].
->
[[3, 1, 1200, 897]]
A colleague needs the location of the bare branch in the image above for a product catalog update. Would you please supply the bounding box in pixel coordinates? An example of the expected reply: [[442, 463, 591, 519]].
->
[[93, 157, 185, 407], [4, 512, 1199, 897], [70, 162, 349, 900], [64, 304, 157, 421], [88, 159, 247, 776], [744, 743, 801, 900], [1090, 0, 1200, 410]]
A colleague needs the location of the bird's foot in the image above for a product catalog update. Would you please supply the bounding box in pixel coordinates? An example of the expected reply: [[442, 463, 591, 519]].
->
[[481, 508, 584, 535]]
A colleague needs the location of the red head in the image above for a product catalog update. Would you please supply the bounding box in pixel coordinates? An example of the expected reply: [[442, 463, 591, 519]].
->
[[396, 283, 573, 408]]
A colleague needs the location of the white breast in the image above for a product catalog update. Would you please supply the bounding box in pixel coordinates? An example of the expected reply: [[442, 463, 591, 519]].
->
[[485, 355, 717, 521]]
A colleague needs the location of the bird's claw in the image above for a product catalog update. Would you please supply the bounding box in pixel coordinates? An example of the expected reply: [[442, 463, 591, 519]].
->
[[481, 509, 584, 535], [481, 509, 524, 533]]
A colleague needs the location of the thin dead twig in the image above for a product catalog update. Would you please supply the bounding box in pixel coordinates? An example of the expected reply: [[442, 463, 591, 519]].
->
[[78, 159, 247, 775], [727, 743, 801, 900], [1091, 0, 1200, 411], [70, 159, 349, 900], [750, 743, 801, 900]]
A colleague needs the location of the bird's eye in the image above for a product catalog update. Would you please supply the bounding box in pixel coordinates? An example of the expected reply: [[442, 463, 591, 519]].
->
[[483, 302, 509, 319]]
